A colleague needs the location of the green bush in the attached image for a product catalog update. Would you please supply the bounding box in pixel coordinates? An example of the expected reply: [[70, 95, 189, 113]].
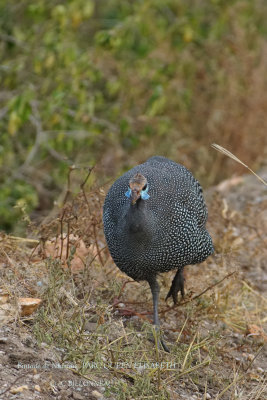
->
[[0, 0, 266, 232]]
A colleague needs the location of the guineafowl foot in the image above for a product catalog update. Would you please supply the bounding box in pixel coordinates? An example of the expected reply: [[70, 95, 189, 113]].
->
[[160, 337, 170, 353], [149, 326, 170, 353], [165, 268, 185, 305]]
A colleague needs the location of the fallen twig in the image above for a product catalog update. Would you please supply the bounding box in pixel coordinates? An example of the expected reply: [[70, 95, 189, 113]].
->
[[0, 371, 32, 396], [162, 271, 236, 314], [7, 236, 39, 244]]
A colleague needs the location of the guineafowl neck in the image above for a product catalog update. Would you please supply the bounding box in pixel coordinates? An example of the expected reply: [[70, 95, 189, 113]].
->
[[126, 200, 150, 235]]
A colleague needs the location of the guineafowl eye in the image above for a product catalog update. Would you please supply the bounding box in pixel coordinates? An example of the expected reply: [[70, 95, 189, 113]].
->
[[103, 156, 214, 352]]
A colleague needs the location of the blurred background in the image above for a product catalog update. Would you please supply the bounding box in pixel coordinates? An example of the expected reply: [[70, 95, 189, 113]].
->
[[0, 0, 266, 233]]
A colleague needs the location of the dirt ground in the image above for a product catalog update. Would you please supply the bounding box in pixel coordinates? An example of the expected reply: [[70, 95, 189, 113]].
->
[[0, 167, 266, 399]]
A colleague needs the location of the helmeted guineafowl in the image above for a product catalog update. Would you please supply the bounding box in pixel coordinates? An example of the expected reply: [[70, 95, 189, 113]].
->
[[103, 156, 214, 351]]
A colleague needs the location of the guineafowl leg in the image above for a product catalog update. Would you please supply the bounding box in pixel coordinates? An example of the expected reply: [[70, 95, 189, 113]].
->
[[165, 267, 185, 304], [148, 277, 170, 352]]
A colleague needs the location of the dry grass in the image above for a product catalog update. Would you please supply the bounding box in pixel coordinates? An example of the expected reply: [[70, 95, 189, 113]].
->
[[120, 26, 267, 188], [211, 144, 267, 186], [0, 168, 266, 399]]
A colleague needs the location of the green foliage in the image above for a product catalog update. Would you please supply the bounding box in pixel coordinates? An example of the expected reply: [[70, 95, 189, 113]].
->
[[0, 180, 38, 232], [0, 0, 266, 232]]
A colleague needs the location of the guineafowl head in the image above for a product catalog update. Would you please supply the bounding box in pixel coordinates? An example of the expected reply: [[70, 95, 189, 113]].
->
[[125, 173, 150, 205]]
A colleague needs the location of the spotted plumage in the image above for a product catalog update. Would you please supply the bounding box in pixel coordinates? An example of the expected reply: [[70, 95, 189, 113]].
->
[[103, 156, 214, 351], [103, 156, 213, 279]]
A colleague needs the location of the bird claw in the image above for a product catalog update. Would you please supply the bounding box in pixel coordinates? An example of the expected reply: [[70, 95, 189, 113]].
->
[[165, 269, 185, 304], [159, 337, 170, 353], [149, 326, 170, 352], [165, 285, 184, 304]]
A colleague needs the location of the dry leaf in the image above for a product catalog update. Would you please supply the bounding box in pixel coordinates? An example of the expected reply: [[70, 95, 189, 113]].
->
[[43, 234, 88, 273], [10, 385, 29, 394], [19, 298, 42, 316], [246, 324, 267, 341], [34, 385, 41, 392], [248, 373, 261, 382], [0, 294, 9, 304], [231, 237, 244, 249]]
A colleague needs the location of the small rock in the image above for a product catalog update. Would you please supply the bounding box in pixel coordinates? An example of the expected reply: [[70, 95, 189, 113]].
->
[[59, 389, 72, 398], [72, 392, 84, 400], [206, 393, 211, 399], [23, 337, 33, 347], [92, 390, 103, 399], [84, 321, 97, 331], [233, 333, 240, 338]]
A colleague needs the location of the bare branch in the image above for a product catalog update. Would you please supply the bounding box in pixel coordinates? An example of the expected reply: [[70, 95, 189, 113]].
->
[[21, 101, 44, 168]]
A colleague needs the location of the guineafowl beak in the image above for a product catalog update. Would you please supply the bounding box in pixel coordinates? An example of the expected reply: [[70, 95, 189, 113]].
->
[[129, 173, 148, 204], [131, 190, 141, 205]]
